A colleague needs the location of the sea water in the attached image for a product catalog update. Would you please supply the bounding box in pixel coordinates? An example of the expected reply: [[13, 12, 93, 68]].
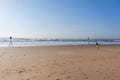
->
[[0, 38, 120, 47]]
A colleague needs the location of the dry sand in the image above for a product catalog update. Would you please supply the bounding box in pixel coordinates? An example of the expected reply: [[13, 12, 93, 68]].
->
[[0, 45, 120, 80]]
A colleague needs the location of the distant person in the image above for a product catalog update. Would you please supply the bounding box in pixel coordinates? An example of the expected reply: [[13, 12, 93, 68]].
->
[[96, 41, 99, 49], [9, 36, 14, 47], [10, 36, 12, 39], [88, 37, 89, 45]]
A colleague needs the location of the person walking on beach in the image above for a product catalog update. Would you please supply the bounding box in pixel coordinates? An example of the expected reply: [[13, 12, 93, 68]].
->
[[96, 41, 99, 49], [9, 36, 14, 47]]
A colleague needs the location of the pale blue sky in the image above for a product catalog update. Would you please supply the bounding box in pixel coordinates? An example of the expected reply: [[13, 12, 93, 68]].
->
[[0, 0, 120, 39]]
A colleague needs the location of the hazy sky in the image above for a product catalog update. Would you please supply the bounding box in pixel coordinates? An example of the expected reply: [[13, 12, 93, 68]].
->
[[0, 0, 120, 39]]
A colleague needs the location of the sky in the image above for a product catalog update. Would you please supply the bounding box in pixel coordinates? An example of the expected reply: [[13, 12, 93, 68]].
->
[[0, 0, 120, 39]]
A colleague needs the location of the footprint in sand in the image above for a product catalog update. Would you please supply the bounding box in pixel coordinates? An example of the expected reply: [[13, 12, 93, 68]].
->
[[26, 78, 30, 80], [92, 59, 96, 61], [47, 74, 52, 77], [22, 78, 30, 80], [18, 68, 26, 73], [81, 73, 89, 79], [66, 76, 71, 79], [63, 62, 66, 64]]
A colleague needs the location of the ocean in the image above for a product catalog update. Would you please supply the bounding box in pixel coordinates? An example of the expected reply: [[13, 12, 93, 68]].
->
[[0, 38, 120, 47]]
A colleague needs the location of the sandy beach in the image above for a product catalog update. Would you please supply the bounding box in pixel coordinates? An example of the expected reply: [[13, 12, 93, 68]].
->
[[0, 45, 120, 80]]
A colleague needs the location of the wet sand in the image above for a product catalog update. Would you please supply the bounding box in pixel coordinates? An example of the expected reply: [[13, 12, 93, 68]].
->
[[0, 45, 120, 80]]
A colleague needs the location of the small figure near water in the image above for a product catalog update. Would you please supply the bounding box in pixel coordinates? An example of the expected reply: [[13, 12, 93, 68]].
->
[[96, 41, 99, 49], [9, 36, 14, 47], [88, 37, 90, 45]]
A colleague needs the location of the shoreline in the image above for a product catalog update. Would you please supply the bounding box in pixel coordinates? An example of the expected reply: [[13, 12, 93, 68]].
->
[[0, 44, 120, 47]]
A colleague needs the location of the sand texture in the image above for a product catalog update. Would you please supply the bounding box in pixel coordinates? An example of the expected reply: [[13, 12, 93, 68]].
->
[[0, 45, 120, 80]]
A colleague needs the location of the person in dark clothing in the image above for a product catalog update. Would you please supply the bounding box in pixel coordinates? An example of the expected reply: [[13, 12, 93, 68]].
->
[[96, 41, 99, 49], [9, 36, 14, 47], [10, 36, 12, 39]]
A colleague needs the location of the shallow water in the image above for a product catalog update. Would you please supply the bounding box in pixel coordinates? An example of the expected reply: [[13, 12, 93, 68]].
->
[[0, 38, 120, 47]]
